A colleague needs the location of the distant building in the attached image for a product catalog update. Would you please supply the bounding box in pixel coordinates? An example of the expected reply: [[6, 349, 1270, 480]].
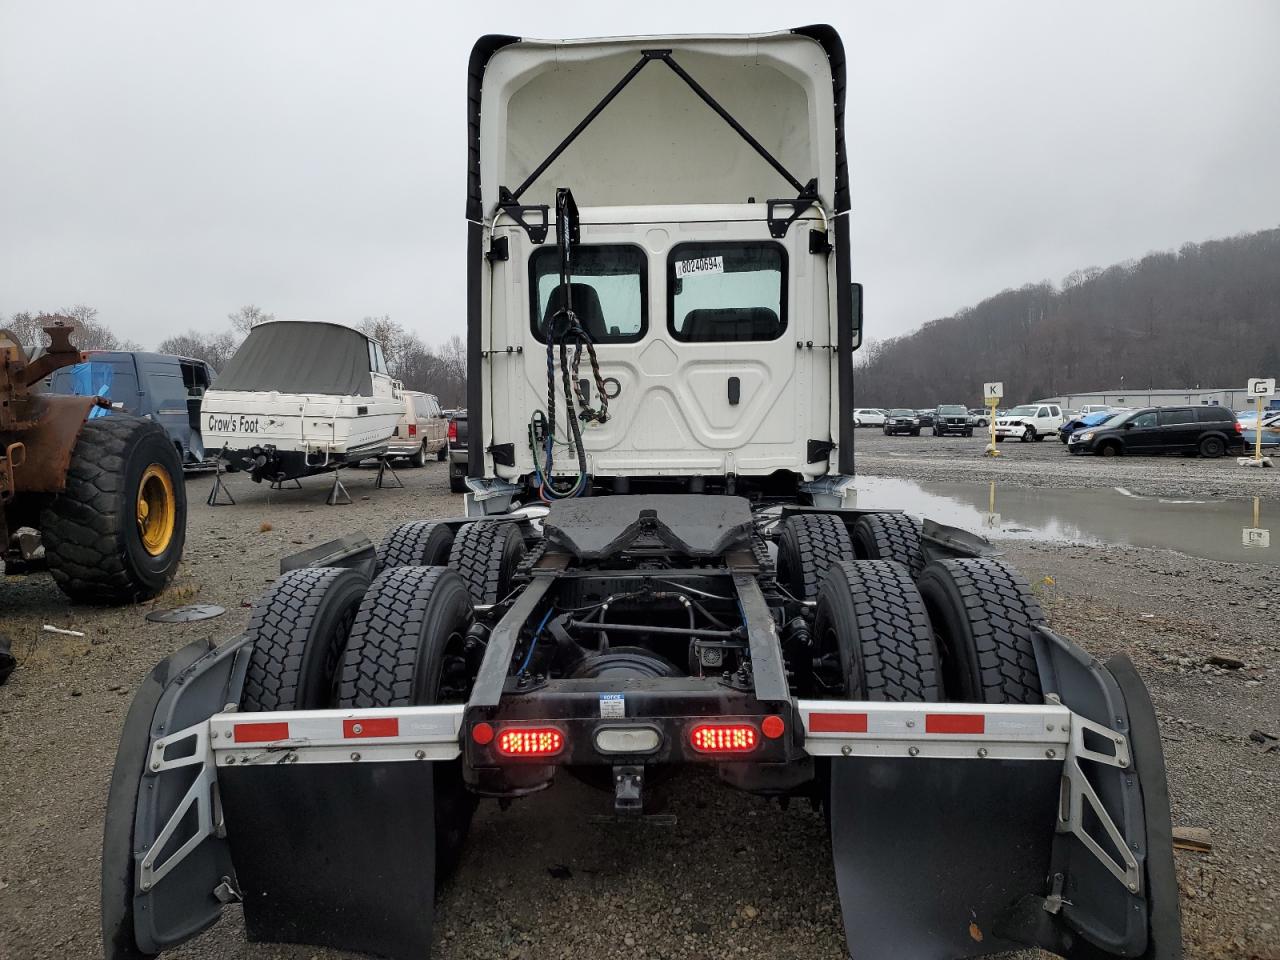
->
[[1035, 387, 1278, 411]]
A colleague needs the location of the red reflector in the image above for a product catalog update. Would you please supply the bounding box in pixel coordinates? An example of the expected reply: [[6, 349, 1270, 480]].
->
[[496, 727, 564, 757], [807, 712, 868, 734], [343, 717, 399, 739], [407, 423, 417, 437], [761, 715, 785, 739], [926, 713, 985, 735], [689, 724, 758, 754], [471, 722, 494, 745], [233, 721, 289, 743]]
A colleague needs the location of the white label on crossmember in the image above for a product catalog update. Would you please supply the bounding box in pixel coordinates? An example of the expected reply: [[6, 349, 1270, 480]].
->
[[599, 693, 626, 718], [674, 256, 724, 279]]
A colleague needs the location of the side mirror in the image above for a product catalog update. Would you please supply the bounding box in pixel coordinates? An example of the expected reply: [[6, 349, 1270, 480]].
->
[[850, 282, 863, 351], [1122, 422, 1133, 430]]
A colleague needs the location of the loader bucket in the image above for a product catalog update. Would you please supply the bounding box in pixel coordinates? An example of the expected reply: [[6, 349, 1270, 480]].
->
[[102, 636, 439, 960], [826, 629, 1180, 960]]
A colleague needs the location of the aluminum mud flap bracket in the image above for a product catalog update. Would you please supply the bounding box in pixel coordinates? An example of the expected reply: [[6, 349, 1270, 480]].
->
[[103, 634, 463, 960], [803, 627, 1180, 960]]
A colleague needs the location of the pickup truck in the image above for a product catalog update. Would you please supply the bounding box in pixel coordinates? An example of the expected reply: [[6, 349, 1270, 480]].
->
[[447, 410, 468, 492], [386, 390, 448, 466]]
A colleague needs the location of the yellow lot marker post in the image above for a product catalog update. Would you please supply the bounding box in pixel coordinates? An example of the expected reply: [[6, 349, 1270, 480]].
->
[[982, 382, 1003, 457]]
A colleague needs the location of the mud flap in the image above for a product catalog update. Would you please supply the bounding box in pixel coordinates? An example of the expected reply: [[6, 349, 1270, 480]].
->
[[103, 636, 439, 959], [217, 763, 435, 958], [102, 636, 250, 958], [829, 628, 1180, 959]]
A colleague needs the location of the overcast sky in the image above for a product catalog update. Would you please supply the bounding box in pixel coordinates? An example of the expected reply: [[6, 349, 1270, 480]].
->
[[2, 0, 1278, 349]]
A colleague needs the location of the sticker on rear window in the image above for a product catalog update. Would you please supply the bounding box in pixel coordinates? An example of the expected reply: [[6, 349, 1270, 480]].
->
[[599, 693, 625, 718], [674, 256, 724, 279]]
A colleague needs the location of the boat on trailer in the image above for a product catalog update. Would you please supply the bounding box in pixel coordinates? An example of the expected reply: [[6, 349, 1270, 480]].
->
[[202, 319, 403, 482]]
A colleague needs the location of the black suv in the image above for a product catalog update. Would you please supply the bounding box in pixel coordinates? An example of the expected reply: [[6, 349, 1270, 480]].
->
[[932, 404, 973, 437], [1067, 405, 1242, 458], [882, 408, 921, 436]]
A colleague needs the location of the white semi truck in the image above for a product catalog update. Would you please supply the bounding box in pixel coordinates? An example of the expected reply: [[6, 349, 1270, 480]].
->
[[102, 26, 1179, 960]]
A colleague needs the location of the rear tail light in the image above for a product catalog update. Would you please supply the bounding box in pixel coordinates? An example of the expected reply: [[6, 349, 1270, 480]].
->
[[689, 723, 758, 754], [1235, 422, 1244, 433], [447, 420, 458, 442], [407, 423, 417, 437], [496, 727, 564, 757]]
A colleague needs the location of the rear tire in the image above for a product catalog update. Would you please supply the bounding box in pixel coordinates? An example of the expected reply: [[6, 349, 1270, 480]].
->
[[448, 521, 526, 605], [850, 513, 924, 579], [775, 513, 855, 601], [41, 414, 186, 604], [1199, 435, 1225, 458], [336, 566, 477, 881], [241, 567, 368, 712], [916, 558, 1043, 704], [410, 443, 427, 468], [436, 444, 448, 462], [812, 560, 940, 701], [378, 519, 456, 570]]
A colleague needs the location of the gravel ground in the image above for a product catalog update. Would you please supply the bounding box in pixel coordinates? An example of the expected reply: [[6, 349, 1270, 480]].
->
[[1, 453, 1277, 960]]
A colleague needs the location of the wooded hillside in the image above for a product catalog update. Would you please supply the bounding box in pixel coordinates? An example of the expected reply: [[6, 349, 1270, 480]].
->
[[856, 227, 1280, 407]]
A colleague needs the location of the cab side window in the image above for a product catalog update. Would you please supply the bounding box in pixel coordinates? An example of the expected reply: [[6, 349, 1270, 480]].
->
[[1158, 408, 1195, 426]]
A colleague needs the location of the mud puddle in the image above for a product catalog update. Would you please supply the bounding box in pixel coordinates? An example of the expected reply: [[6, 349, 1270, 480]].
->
[[855, 475, 1276, 565]]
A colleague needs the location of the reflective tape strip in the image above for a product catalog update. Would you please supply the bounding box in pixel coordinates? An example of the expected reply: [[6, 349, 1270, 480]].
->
[[797, 699, 1071, 760], [209, 705, 463, 765]]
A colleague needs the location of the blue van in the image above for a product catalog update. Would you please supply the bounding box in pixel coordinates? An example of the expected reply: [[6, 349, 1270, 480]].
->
[[47, 351, 217, 467]]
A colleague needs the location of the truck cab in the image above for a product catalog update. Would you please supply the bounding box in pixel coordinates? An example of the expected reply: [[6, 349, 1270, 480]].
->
[[467, 30, 859, 511]]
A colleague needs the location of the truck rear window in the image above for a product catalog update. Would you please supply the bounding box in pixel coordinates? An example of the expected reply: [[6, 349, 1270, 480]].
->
[[667, 242, 786, 342], [530, 244, 647, 344]]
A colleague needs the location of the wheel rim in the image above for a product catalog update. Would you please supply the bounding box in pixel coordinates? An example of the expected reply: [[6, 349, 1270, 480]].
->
[[136, 464, 176, 556]]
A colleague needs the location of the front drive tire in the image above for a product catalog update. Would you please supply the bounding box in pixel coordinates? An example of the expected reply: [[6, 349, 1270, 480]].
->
[[449, 520, 526, 605], [336, 566, 477, 880], [241, 566, 369, 711], [775, 513, 856, 602], [1021, 427, 1035, 443], [916, 558, 1043, 704], [379, 519, 456, 570], [850, 513, 924, 579], [41, 414, 186, 604]]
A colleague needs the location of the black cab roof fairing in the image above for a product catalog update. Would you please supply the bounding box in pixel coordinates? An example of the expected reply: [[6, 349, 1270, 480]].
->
[[465, 25, 854, 477]]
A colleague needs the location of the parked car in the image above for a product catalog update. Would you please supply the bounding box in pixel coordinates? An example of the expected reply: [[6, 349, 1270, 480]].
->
[[385, 390, 449, 466], [1237, 410, 1280, 448], [47, 350, 217, 468], [994, 403, 1065, 442], [1078, 404, 1113, 416], [931, 404, 972, 437], [915, 408, 936, 428], [447, 410, 469, 493], [882, 408, 921, 436], [852, 408, 887, 427], [968, 408, 990, 427], [1057, 410, 1117, 444], [1068, 405, 1243, 458]]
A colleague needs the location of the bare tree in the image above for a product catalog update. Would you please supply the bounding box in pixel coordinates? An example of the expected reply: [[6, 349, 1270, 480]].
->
[[156, 330, 239, 371], [228, 305, 275, 336]]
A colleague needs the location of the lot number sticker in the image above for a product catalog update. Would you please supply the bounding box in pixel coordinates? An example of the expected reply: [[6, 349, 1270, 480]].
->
[[983, 382, 1004, 400], [675, 256, 724, 279], [599, 693, 626, 718], [1247, 378, 1276, 397]]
